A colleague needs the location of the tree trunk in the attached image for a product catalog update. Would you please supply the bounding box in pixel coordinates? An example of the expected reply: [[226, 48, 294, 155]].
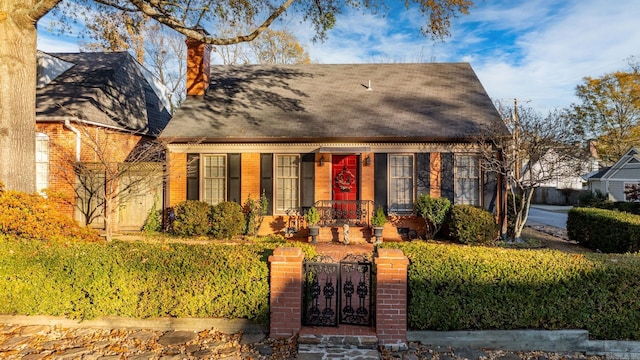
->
[[0, 4, 38, 192]]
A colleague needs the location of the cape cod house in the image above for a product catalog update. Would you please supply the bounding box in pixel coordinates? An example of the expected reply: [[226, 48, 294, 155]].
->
[[35, 51, 172, 231], [160, 40, 510, 241]]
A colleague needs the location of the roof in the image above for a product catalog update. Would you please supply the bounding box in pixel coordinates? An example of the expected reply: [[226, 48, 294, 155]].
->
[[36, 51, 171, 136], [588, 147, 640, 180], [161, 63, 508, 143]]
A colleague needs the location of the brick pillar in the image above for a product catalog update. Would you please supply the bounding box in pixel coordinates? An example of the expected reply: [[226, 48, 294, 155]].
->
[[269, 247, 305, 338], [375, 248, 409, 350]]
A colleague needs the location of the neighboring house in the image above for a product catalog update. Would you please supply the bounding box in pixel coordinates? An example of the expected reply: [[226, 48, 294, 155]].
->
[[526, 148, 599, 205], [35, 51, 172, 231], [586, 147, 640, 202], [160, 40, 510, 241]]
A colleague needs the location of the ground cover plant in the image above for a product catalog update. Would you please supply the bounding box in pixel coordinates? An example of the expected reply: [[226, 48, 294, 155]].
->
[[0, 234, 316, 323], [380, 241, 640, 340]]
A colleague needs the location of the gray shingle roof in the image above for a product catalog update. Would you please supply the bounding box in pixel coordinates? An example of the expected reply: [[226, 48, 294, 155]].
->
[[161, 63, 508, 142], [36, 52, 171, 136]]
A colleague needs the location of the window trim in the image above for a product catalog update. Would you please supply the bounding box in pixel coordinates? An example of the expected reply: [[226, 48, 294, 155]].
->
[[274, 154, 301, 215], [35, 132, 50, 196], [200, 154, 227, 205], [388, 153, 415, 214]]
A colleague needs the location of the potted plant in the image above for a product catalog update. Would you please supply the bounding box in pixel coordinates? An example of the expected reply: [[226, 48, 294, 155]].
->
[[305, 206, 321, 244], [371, 207, 387, 244]]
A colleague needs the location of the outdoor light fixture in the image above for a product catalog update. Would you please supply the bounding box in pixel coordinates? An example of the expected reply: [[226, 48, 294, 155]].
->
[[319, 156, 325, 166], [363, 155, 371, 166]]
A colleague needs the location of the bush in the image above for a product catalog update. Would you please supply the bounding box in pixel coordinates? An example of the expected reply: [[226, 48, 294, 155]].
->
[[172, 200, 210, 237], [0, 187, 99, 242], [567, 207, 640, 253], [448, 204, 498, 245], [0, 235, 285, 322], [415, 194, 451, 239], [210, 201, 245, 239], [243, 193, 268, 236], [578, 190, 608, 207], [371, 207, 387, 227], [141, 198, 162, 234], [380, 241, 640, 339]]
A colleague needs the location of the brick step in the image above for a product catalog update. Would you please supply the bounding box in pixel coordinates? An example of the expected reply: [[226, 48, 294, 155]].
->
[[312, 226, 373, 244]]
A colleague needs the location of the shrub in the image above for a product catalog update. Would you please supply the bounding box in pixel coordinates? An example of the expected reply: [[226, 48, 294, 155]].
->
[[243, 192, 268, 236], [371, 207, 387, 227], [578, 189, 608, 207], [304, 206, 320, 226], [210, 201, 245, 239], [0, 187, 99, 242], [380, 241, 640, 340], [415, 194, 451, 239], [448, 204, 498, 245], [141, 198, 162, 234], [172, 200, 210, 236], [567, 207, 640, 253]]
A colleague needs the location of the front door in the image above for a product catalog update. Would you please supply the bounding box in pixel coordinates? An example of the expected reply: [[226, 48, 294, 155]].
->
[[332, 155, 359, 219]]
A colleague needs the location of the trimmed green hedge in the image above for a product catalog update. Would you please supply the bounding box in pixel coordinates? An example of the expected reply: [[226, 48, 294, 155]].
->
[[567, 207, 640, 253], [0, 235, 315, 323], [380, 241, 640, 340]]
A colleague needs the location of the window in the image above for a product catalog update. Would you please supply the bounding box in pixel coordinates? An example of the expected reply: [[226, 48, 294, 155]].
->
[[389, 154, 414, 213], [275, 155, 299, 213], [202, 155, 226, 205], [35, 133, 49, 196], [455, 154, 480, 206]]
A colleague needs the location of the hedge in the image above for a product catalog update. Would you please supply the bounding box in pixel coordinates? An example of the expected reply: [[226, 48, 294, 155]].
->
[[380, 241, 640, 340], [0, 235, 316, 323], [567, 207, 640, 253]]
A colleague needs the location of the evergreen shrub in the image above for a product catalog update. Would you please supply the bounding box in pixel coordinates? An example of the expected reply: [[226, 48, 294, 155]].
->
[[172, 200, 211, 236], [448, 205, 498, 245], [380, 241, 640, 340], [568, 207, 640, 253], [210, 201, 245, 239]]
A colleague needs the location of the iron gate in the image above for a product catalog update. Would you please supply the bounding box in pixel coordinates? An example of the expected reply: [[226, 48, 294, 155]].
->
[[302, 254, 374, 327]]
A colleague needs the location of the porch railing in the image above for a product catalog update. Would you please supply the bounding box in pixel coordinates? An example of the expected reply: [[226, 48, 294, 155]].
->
[[305, 200, 376, 227]]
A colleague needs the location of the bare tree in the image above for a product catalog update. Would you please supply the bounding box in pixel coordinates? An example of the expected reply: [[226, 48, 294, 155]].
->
[[480, 103, 589, 241], [51, 123, 165, 241]]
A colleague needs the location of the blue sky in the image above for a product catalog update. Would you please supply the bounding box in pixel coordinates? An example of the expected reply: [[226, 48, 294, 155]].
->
[[37, 0, 640, 112]]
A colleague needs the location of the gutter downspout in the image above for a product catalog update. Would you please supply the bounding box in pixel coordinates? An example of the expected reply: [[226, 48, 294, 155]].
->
[[63, 119, 81, 162]]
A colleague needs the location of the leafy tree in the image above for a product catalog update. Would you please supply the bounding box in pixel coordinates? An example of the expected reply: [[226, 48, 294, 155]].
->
[[569, 61, 640, 165], [480, 104, 589, 242], [79, 12, 146, 63], [1, 0, 472, 192]]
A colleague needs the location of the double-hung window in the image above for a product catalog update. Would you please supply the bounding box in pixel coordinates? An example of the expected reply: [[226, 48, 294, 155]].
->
[[35, 132, 50, 196], [275, 155, 299, 213], [455, 154, 480, 206], [202, 155, 226, 205], [389, 154, 414, 213]]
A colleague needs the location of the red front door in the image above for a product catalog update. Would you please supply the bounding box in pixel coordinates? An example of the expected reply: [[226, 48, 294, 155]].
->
[[332, 155, 359, 218]]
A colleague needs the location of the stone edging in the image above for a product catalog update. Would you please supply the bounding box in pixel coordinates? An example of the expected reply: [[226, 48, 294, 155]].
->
[[409, 330, 640, 359], [0, 315, 266, 334]]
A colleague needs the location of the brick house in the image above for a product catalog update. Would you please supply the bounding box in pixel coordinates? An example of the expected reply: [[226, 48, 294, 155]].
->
[[160, 41, 509, 241], [35, 51, 172, 231]]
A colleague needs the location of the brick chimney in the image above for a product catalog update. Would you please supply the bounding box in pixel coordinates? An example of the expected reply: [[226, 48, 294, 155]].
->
[[186, 39, 212, 97]]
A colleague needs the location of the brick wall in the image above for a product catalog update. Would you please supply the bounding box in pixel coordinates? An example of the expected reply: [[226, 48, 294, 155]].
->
[[375, 248, 409, 349], [361, 152, 375, 202], [168, 152, 187, 207], [268, 247, 305, 338], [241, 153, 261, 203]]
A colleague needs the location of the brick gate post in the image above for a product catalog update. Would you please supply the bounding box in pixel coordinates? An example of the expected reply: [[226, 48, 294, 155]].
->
[[268, 247, 305, 338], [375, 248, 409, 350]]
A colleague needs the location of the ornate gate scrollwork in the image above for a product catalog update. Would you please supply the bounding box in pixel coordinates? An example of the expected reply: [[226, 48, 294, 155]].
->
[[302, 254, 373, 327]]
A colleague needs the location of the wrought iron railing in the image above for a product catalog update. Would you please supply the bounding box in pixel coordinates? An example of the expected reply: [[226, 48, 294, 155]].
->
[[304, 200, 375, 227]]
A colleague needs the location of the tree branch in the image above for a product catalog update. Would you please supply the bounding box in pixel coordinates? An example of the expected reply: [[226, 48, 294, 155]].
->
[[27, 0, 63, 22]]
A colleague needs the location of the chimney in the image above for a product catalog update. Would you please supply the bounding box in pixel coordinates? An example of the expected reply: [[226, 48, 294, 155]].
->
[[186, 38, 212, 97]]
